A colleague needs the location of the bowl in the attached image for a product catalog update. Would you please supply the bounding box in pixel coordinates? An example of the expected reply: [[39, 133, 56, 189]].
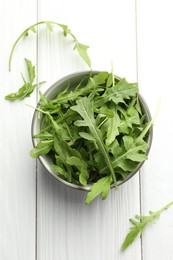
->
[[31, 71, 153, 191]]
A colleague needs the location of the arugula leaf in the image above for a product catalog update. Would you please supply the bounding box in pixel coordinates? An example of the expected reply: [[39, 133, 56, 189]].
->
[[122, 201, 173, 251], [30, 140, 53, 158], [53, 133, 89, 184], [51, 164, 70, 181], [67, 156, 89, 186], [87, 71, 108, 87], [100, 137, 149, 174], [5, 58, 45, 101], [74, 42, 91, 68], [9, 21, 91, 70], [105, 106, 120, 146], [53, 134, 74, 182], [29, 26, 36, 33], [79, 132, 95, 141], [5, 83, 32, 101], [71, 96, 117, 188], [105, 79, 138, 104], [25, 58, 36, 83], [126, 106, 140, 125], [58, 24, 70, 36], [108, 138, 123, 156], [95, 78, 138, 107], [118, 106, 141, 135], [122, 136, 148, 162], [33, 132, 53, 139], [85, 175, 112, 204], [45, 21, 53, 32], [112, 137, 148, 166]]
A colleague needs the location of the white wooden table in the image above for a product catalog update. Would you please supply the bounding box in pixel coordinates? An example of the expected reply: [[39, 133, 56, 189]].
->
[[1, 0, 173, 259]]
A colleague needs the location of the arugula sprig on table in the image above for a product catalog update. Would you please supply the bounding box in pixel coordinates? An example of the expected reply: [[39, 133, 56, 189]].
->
[[5, 58, 45, 100], [9, 20, 91, 71], [122, 201, 173, 251], [30, 71, 152, 204]]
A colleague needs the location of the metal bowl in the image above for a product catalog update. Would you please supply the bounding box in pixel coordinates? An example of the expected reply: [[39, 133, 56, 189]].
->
[[31, 71, 153, 190]]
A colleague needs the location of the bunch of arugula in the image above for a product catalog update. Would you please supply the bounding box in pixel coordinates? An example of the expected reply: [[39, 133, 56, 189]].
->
[[30, 71, 152, 204]]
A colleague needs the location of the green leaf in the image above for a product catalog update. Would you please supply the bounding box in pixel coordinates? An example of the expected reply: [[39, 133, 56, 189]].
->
[[121, 227, 140, 251], [127, 106, 140, 125], [45, 21, 53, 32], [53, 133, 88, 183], [74, 42, 91, 67], [95, 106, 114, 118], [58, 23, 70, 36], [116, 160, 137, 176], [33, 132, 53, 139], [5, 83, 34, 101], [108, 138, 123, 156], [71, 97, 117, 188], [95, 78, 138, 107], [30, 26, 36, 33], [105, 107, 120, 146], [119, 110, 140, 136], [5, 59, 45, 101], [118, 106, 140, 134], [51, 164, 70, 181], [39, 91, 48, 106], [71, 97, 95, 127], [67, 156, 89, 186], [126, 153, 147, 162], [113, 136, 149, 166], [85, 175, 112, 204], [53, 134, 80, 159], [101, 135, 149, 175], [53, 134, 73, 182], [135, 96, 142, 115], [79, 132, 95, 141], [122, 201, 173, 251], [25, 58, 36, 83], [106, 73, 113, 87], [93, 152, 110, 174], [88, 72, 108, 87], [30, 140, 53, 158], [106, 78, 138, 104], [87, 72, 108, 99], [5, 82, 45, 101]]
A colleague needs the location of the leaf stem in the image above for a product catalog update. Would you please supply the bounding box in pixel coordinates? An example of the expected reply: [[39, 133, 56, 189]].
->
[[9, 20, 90, 71], [138, 99, 160, 140], [151, 201, 173, 217], [9, 21, 45, 71], [26, 104, 49, 115]]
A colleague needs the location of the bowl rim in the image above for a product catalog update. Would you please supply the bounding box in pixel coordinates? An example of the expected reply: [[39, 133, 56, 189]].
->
[[31, 70, 153, 191]]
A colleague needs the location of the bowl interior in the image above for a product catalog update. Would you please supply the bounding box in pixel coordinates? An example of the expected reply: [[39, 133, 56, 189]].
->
[[31, 71, 153, 190]]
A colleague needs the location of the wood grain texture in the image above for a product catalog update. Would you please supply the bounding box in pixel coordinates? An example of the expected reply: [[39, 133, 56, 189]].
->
[[36, 0, 141, 259], [137, 0, 173, 259], [37, 168, 141, 260], [2, 0, 173, 259], [0, 1, 37, 259]]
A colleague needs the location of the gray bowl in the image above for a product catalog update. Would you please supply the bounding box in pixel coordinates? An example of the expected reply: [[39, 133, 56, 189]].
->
[[31, 71, 153, 190]]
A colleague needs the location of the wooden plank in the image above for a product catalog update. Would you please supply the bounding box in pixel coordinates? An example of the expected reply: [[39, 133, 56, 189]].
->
[[137, 0, 173, 259], [36, 0, 141, 259], [0, 1, 37, 259]]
